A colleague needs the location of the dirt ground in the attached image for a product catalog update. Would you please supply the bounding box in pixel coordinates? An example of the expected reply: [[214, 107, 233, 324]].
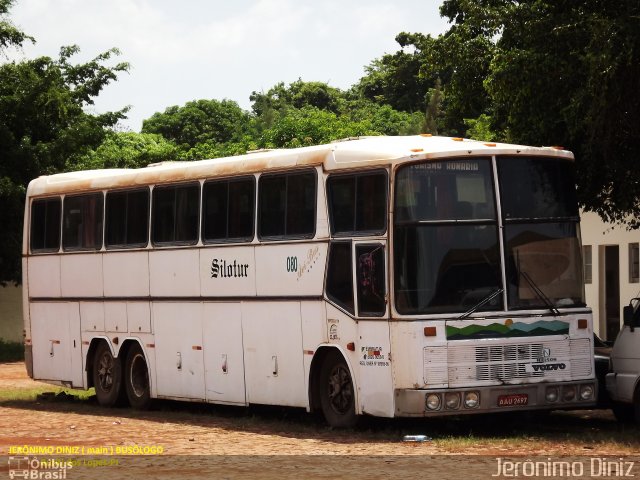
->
[[1, 362, 639, 479]]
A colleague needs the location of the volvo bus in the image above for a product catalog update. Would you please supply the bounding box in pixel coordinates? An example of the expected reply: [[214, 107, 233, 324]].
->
[[22, 135, 596, 427]]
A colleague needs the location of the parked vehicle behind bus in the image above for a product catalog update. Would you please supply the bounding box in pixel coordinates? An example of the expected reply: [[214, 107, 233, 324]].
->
[[607, 298, 640, 424], [22, 135, 597, 427]]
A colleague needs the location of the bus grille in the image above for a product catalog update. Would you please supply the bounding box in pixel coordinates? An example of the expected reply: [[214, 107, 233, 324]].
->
[[423, 338, 592, 387]]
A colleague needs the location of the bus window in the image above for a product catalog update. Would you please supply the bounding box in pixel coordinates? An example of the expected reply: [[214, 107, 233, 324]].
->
[[325, 242, 354, 314], [394, 158, 502, 314], [258, 171, 316, 239], [105, 189, 150, 248], [152, 183, 199, 245], [357, 244, 386, 317], [30, 197, 61, 253], [62, 193, 103, 251], [202, 177, 254, 243], [327, 171, 387, 236]]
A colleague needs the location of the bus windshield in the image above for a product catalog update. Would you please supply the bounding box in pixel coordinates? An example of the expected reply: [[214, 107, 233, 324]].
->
[[393, 156, 585, 316], [498, 157, 585, 310], [394, 158, 502, 314]]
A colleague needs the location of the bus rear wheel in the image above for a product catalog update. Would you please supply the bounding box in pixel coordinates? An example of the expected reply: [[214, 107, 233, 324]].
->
[[93, 342, 123, 407], [125, 344, 151, 410], [319, 350, 357, 428]]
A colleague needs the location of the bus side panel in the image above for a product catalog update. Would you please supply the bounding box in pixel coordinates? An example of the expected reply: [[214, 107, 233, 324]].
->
[[103, 251, 149, 297], [300, 300, 327, 409], [203, 302, 246, 405], [60, 253, 103, 298], [254, 243, 327, 297], [200, 247, 256, 297], [357, 321, 394, 417], [242, 301, 307, 407], [149, 250, 200, 297], [27, 256, 61, 298], [153, 302, 205, 400], [30, 302, 82, 387]]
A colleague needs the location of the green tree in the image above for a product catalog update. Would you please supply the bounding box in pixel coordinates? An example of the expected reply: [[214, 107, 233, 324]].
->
[[260, 107, 377, 149], [68, 132, 179, 170], [441, 0, 640, 226], [0, 0, 32, 51], [250, 80, 345, 116], [0, 2, 129, 283], [141, 99, 251, 151], [355, 32, 436, 113]]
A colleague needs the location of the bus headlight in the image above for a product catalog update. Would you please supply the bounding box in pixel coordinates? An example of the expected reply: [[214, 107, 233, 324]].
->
[[562, 385, 576, 402], [464, 391, 480, 408], [426, 393, 442, 411], [445, 392, 461, 410], [580, 384, 594, 401], [545, 387, 559, 403]]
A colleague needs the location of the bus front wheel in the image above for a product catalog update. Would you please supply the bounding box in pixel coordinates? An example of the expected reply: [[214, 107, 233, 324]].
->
[[124, 343, 151, 410], [319, 350, 357, 428], [93, 342, 123, 407]]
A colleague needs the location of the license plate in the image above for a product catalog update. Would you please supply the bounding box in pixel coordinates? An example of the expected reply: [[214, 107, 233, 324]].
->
[[497, 393, 529, 407]]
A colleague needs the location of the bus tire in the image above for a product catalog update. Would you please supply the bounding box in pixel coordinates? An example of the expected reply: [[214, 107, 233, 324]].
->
[[93, 342, 123, 407], [319, 350, 357, 428], [124, 343, 151, 410]]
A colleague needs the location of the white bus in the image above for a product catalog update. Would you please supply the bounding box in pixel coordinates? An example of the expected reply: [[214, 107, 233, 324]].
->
[[22, 135, 596, 427]]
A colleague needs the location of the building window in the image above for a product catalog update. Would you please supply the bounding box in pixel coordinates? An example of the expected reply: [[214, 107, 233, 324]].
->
[[630, 243, 639, 283], [583, 245, 592, 284]]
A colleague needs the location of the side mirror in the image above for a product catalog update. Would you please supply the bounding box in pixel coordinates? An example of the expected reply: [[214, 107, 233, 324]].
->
[[623, 298, 640, 332], [623, 305, 634, 332]]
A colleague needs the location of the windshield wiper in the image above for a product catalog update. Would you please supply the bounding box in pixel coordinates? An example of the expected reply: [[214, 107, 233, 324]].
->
[[519, 270, 560, 317], [458, 288, 504, 320]]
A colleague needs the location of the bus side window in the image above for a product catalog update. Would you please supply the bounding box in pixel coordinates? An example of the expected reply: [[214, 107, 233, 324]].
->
[[105, 189, 150, 248], [325, 242, 354, 315], [202, 177, 255, 243], [152, 183, 199, 245], [356, 244, 386, 317], [258, 170, 316, 240], [327, 171, 387, 236], [30, 197, 61, 253], [62, 192, 103, 251]]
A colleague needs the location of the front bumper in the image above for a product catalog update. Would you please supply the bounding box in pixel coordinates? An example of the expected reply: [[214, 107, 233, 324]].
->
[[395, 381, 597, 416]]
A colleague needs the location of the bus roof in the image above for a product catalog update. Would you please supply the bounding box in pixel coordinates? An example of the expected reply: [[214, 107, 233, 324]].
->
[[26, 135, 574, 197]]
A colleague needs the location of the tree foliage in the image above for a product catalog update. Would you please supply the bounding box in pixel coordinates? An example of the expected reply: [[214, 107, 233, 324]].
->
[[141, 99, 250, 150], [440, 0, 640, 226], [68, 132, 179, 170], [0, 1, 129, 283], [0, 0, 32, 52]]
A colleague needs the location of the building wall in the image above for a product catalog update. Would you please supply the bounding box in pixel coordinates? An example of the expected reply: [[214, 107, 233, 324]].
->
[[581, 211, 640, 340], [0, 284, 23, 342]]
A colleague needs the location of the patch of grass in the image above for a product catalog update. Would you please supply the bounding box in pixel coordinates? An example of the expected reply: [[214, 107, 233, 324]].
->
[[0, 385, 95, 402], [0, 339, 24, 362]]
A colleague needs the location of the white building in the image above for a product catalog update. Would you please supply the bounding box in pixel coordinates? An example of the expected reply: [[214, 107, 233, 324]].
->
[[581, 211, 640, 341], [0, 284, 22, 342]]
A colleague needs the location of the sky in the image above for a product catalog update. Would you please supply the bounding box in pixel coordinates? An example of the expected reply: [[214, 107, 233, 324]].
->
[[9, 0, 449, 131]]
